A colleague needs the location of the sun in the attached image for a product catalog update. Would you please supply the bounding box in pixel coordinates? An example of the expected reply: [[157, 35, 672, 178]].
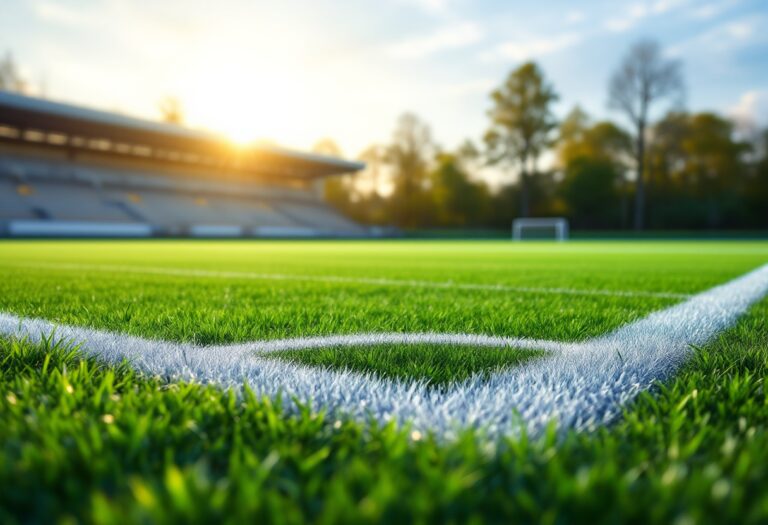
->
[[179, 57, 309, 148]]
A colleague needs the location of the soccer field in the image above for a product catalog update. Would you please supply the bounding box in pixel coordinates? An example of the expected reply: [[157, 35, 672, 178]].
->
[[2, 240, 768, 523]]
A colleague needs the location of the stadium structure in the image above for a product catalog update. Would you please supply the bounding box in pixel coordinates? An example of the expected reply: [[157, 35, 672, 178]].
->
[[0, 91, 366, 237]]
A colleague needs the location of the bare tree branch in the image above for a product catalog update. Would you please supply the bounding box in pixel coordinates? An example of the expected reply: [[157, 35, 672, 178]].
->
[[608, 39, 684, 229]]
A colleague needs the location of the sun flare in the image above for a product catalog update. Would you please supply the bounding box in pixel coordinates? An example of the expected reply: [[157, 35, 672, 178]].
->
[[179, 57, 310, 147]]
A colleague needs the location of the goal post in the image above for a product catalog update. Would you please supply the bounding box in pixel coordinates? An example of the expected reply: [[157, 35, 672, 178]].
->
[[512, 217, 569, 241]]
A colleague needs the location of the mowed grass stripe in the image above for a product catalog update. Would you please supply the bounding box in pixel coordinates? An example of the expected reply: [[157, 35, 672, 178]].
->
[[0, 261, 691, 299]]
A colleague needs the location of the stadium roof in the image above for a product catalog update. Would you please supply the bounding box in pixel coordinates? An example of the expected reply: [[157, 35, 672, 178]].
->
[[0, 90, 364, 178]]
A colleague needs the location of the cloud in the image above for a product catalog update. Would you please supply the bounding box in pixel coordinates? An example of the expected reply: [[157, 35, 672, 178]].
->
[[481, 32, 583, 62], [386, 23, 483, 59], [724, 21, 753, 40], [689, 1, 733, 20], [397, 0, 451, 15], [650, 0, 690, 14], [33, 1, 90, 27], [667, 16, 760, 57], [604, 0, 690, 32], [566, 10, 586, 24], [728, 90, 768, 128]]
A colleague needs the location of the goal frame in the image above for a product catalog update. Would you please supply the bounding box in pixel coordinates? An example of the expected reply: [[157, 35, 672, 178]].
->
[[511, 217, 569, 242]]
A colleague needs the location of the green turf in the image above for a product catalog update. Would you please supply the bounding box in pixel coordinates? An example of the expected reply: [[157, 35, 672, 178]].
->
[[268, 343, 545, 387], [1, 239, 768, 523], [1, 296, 767, 524], [1, 240, 766, 346]]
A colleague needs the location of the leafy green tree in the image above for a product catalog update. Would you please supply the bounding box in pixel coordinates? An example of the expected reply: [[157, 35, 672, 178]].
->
[[318, 139, 388, 225], [558, 106, 591, 159], [319, 139, 358, 219], [485, 62, 558, 217], [385, 113, 436, 228], [558, 107, 632, 168], [456, 139, 481, 164], [561, 158, 622, 229], [351, 144, 391, 225], [557, 108, 631, 228], [358, 144, 386, 198], [430, 153, 491, 227], [646, 112, 750, 228], [751, 129, 768, 227]]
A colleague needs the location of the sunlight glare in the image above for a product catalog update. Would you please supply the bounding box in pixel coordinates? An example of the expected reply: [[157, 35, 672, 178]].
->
[[181, 54, 310, 147]]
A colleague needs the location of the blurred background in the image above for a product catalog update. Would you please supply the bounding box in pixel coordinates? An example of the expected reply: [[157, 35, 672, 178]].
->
[[1, 0, 767, 238]]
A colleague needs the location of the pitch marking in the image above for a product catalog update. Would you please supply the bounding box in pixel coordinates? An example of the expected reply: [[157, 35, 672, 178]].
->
[[1, 263, 767, 439]]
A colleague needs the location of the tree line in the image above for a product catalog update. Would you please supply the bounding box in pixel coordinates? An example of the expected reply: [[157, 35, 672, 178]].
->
[[324, 39, 768, 231]]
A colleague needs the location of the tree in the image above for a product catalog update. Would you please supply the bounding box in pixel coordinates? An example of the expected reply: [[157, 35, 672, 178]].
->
[[608, 39, 684, 230], [457, 139, 481, 164], [385, 113, 435, 227], [358, 144, 387, 198], [556, 108, 631, 228], [315, 139, 358, 219], [558, 106, 590, 154], [645, 111, 750, 228], [485, 62, 558, 217], [430, 152, 491, 227], [557, 107, 631, 168], [561, 158, 622, 229], [158, 96, 184, 124], [0, 52, 28, 93], [750, 129, 768, 227]]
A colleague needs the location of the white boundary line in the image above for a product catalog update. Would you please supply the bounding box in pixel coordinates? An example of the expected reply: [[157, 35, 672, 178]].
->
[[1, 262, 691, 300], [1, 262, 766, 439]]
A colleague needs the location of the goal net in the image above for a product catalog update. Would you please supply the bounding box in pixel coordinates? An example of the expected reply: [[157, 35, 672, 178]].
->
[[512, 217, 569, 241]]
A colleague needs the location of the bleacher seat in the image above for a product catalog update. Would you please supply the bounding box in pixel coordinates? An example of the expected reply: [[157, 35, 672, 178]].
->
[[0, 156, 365, 237], [278, 201, 366, 234], [0, 180, 37, 219]]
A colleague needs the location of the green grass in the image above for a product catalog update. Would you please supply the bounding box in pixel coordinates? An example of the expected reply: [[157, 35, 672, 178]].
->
[[1, 240, 766, 345], [1, 239, 767, 523], [269, 344, 545, 387], [1, 297, 768, 524]]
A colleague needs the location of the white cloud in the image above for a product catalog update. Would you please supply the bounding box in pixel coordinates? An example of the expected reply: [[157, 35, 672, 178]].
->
[[482, 32, 583, 62], [566, 10, 586, 24], [728, 90, 768, 128], [689, 0, 738, 20], [667, 16, 760, 57], [386, 22, 483, 59], [397, 0, 451, 15], [33, 1, 90, 26], [604, 0, 690, 32], [651, 0, 690, 15], [725, 21, 753, 40]]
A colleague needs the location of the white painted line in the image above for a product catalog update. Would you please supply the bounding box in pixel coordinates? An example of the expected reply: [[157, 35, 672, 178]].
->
[[2, 262, 690, 300], [1, 262, 767, 439], [239, 332, 574, 353]]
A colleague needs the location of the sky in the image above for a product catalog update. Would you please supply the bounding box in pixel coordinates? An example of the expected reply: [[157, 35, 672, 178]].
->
[[1, 0, 767, 159]]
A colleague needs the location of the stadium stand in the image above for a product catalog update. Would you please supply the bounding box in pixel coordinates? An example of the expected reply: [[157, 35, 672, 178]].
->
[[0, 91, 366, 237]]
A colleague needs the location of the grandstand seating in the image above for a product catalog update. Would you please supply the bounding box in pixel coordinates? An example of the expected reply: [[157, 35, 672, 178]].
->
[[0, 155, 367, 237], [0, 90, 367, 238]]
